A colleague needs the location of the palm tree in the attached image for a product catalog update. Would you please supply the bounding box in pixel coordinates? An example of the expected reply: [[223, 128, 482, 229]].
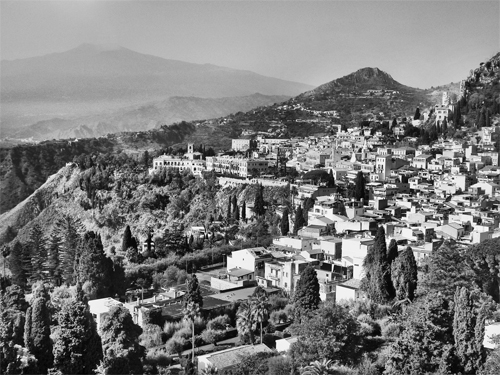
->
[[251, 292, 270, 344], [236, 301, 255, 344], [301, 359, 336, 375], [183, 301, 200, 361]]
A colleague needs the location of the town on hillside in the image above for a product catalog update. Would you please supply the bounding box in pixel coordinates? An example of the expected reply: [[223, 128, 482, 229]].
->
[[3, 58, 500, 375]]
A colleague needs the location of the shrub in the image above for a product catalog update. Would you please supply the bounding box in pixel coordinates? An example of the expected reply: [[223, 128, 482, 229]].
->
[[206, 315, 231, 331], [140, 323, 164, 348], [267, 356, 292, 375], [165, 336, 186, 356], [163, 321, 185, 341], [381, 322, 401, 338], [269, 295, 289, 311], [270, 309, 288, 324], [201, 329, 226, 345]]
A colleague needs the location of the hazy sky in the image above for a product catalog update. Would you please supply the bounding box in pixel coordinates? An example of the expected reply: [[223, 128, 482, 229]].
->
[[1, 0, 499, 89]]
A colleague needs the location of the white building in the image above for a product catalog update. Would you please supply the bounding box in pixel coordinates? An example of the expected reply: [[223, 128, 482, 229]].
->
[[206, 156, 269, 178], [88, 297, 122, 332], [149, 144, 206, 176], [232, 139, 252, 151]]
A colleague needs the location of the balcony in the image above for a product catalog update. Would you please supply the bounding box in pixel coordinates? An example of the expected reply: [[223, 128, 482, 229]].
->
[[267, 274, 280, 281]]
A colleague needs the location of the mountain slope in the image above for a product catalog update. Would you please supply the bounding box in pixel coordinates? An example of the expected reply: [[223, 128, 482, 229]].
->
[[8, 93, 290, 141], [301, 67, 409, 97], [1, 44, 312, 135]]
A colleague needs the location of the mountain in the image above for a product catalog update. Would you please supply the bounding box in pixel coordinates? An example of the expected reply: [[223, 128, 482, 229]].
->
[[8, 93, 290, 141], [0, 44, 312, 135], [301, 67, 409, 97], [0, 66, 467, 213]]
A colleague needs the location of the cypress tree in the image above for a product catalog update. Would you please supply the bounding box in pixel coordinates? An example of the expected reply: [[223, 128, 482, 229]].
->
[[227, 197, 232, 222], [293, 265, 320, 320], [52, 285, 102, 374], [391, 246, 418, 301], [122, 225, 134, 253], [232, 195, 239, 221], [293, 206, 306, 234], [414, 107, 421, 120], [253, 184, 266, 216], [362, 226, 394, 303], [184, 274, 203, 309], [453, 287, 486, 374], [24, 284, 53, 374], [454, 103, 462, 125], [241, 201, 247, 221], [281, 208, 290, 235], [391, 118, 397, 129], [354, 171, 366, 201], [387, 239, 399, 264], [77, 232, 112, 298], [302, 198, 315, 226], [442, 117, 448, 134]]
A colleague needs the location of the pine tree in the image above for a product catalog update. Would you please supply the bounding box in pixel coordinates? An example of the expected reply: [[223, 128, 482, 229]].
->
[[386, 239, 399, 264], [100, 305, 145, 375], [24, 284, 53, 374], [9, 242, 27, 287], [354, 171, 366, 201], [453, 287, 486, 374], [52, 285, 102, 374], [362, 226, 394, 303], [27, 224, 47, 283], [281, 208, 290, 235], [47, 231, 62, 286], [184, 274, 203, 309], [293, 265, 320, 320], [241, 201, 247, 221], [293, 206, 306, 234], [57, 215, 82, 285], [391, 247, 418, 301]]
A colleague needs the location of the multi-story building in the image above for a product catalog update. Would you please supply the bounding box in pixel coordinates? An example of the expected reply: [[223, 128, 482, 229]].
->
[[149, 143, 206, 176], [206, 156, 269, 177], [232, 139, 252, 151]]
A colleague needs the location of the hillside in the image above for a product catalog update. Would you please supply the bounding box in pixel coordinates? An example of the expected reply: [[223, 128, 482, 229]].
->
[[0, 123, 197, 214], [7, 93, 289, 141], [0, 44, 311, 137]]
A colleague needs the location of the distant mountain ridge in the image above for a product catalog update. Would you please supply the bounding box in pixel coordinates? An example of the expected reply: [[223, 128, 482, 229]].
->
[[0, 43, 312, 137], [8, 93, 290, 141]]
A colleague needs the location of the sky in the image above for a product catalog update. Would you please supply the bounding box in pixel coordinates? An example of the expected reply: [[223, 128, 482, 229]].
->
[[1, 0, 499, 89]]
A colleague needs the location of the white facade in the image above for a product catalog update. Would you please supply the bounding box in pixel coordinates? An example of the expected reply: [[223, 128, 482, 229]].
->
[[206, 156, 269, 177]]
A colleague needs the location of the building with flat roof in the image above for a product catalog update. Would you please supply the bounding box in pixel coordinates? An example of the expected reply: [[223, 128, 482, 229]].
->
[[206, 156, 269, 178]]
